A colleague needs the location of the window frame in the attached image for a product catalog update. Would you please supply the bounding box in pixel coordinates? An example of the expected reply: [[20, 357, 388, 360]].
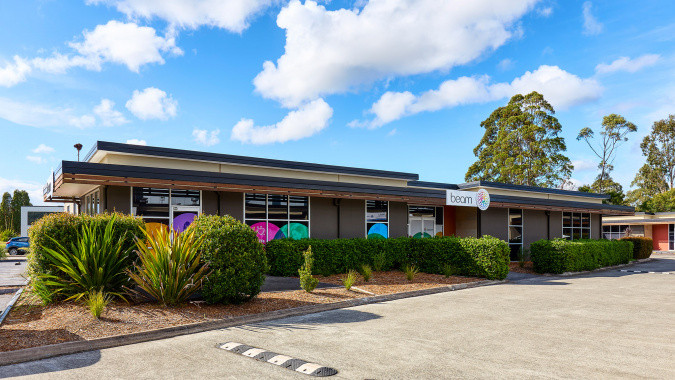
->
[[407, 205, 444, 237], [508, 208, 523, 260], [365, 200, 389, 238], [243, 193, 311, 243], [563, 212, 592, 240]]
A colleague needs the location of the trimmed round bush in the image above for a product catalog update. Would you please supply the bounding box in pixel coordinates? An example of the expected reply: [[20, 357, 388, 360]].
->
[[189, 215, 267, 304]]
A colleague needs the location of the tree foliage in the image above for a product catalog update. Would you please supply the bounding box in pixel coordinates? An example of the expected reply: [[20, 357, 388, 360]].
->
[[577, 114, 637, 193], [465, 92, 573, 187], [627, 115, 675, 210], [0, 190, 32, 233]]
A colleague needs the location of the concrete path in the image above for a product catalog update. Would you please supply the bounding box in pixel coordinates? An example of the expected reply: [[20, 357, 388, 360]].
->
[[0, 258, 27, 287], [2, 255, 675, 379]]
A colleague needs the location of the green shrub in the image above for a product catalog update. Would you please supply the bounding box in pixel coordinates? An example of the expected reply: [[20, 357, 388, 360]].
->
[[620, 237, 653, 260], [298, 246, 318, 293], [342, 270, 357, 290], [28, 212, 143, 282], [189, 215, 268, 304], [373, 252, 386, 272], [86, 290, 110, 319], [403, 264, 419, 281], [36, 216, 135, 302], [442, 263, 459, 278], [360, 264, 372, 282], [1, 229, 17, 242], [129, 227, 210, 306], [531, 238, 633, 274], [265, 235, 509, 280]]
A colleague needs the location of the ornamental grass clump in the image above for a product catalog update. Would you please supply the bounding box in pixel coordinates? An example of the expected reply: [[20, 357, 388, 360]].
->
[[360, 264, 372, 282], [403, 265, 419, 281], [86, 290, 110, 319], [442, 263, 459, 278], [373, 252, 387, 272], [128, 227, 210, 306], [37, 216, 133, 302], [298, 246, 318, 293], [342, 270, 357, 291]]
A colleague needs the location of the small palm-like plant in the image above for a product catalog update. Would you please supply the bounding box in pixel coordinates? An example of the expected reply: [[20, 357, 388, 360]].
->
[[403, 265, 419, 281], [128, 227, 210, 306], [86, 290, 110, 319], [342, 270, 357, 291], [360, 264, 372, 282], [299, 246, 319, 293], [39, 217, 133, 302]]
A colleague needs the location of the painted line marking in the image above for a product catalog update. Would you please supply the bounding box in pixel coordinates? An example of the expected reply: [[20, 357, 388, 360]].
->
[[218, 342, 338, 377], [619, 270, 673, 274]]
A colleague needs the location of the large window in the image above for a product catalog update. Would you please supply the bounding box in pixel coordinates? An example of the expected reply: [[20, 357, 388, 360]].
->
[[563, 212, 591, 240], [82, 189, 100, 215], [602, 224, 644, 240], [132, 187, 201, 233], [408, 206, 443, 238], [508, 209, 523, 261], [366, 200, 388, 239], [244, 194, 309, 243]]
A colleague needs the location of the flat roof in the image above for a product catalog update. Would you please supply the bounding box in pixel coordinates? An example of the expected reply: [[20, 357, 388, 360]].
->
[[85, 141, 420, 181], [458, 181, 610, 199]]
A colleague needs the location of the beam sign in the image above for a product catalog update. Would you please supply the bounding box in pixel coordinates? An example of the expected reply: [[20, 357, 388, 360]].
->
[[446, 189, 490, 211]]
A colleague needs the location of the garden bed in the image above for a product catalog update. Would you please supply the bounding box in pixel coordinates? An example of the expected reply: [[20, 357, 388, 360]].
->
[[508, 261, 538, 275], [0, 272, 477, 352]]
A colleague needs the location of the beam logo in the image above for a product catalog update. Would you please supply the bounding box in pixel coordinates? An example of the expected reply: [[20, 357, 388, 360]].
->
[[476, 189, 490, 211]]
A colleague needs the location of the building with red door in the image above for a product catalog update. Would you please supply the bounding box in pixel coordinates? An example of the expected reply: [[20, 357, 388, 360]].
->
[[602, 212, 675, 251]]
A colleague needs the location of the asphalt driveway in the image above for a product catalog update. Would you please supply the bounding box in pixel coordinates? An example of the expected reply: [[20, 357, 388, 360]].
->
[[2, 254, 674, 379]]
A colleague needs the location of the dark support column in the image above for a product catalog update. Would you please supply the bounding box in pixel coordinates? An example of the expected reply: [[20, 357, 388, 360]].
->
[[477, 209, 482, 238], [545, 210, 551, 240], [216, 192, 221, 216]]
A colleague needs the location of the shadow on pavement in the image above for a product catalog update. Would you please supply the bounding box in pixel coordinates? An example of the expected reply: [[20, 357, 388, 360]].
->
[[233, 309, 382, 333], [0, 346, 100, 379]]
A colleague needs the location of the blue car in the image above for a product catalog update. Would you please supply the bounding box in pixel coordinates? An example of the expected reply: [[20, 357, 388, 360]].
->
[[5, 237, 29, 255]]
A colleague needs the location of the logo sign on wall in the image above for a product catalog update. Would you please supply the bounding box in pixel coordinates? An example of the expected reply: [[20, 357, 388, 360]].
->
[[446, 189, 490, 211]]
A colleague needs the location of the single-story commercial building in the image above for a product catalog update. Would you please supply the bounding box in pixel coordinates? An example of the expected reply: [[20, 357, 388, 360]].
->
[[603, 212, 675, 251], [20, 206, 63, 237], [43, 141, 634, 260]]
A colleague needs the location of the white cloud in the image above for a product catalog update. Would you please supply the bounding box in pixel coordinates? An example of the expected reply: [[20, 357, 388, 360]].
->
[[254, 0, 539, 107], [0, 176, 45, 205], [88, 0, 274, 33], [0, 56, 32, 87], [538, 6, 553, 17], [572, 159, 596, 172], [0, 97, 96, 129], [497, 58, 515, 71], [595, 54, 661, 75], [357, 65, 602, 128], [582, 1, 603, 35], [125, 139, 147, 145], [125, 87, 178, 120], [561, 177, 583, 191], [192, 128, 220, 146], [231, 98, 333, 144], [26, 20, 181, 83], [32, 144, 55, 154], [26, 156, 46, 164], [94, 99, 129, 126], [70, 20, 181, 73]]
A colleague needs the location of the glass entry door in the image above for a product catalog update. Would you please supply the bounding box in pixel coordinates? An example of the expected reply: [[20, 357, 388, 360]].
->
[[409, 216, 436, 238], [171, 205, 200, 233]]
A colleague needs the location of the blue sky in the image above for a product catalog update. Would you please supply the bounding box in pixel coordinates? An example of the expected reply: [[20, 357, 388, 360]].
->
[[0, 0, 673, 204]]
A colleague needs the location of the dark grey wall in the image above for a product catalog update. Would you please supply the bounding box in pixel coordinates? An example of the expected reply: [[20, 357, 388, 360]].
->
[[310, 197, 338, 239], [549, 211, 563, 239], [201, 191, 218, 215], [592, 213, 601, 239], [339, 199, 365, 238], [523, 210, 548, 249], [480, 208, 508, 241], [389, 201, 408, 238], [219, 191, 243, 220], [105, 186, 130, 213], [455, 207, 477, 238]]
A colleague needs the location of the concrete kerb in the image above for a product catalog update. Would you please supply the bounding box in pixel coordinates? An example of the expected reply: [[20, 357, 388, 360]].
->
[[0, 288, 24, 327], [0, 279, 503, 367]]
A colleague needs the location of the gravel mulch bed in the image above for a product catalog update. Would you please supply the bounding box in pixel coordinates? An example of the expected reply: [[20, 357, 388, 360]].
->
[[315, 271, 481, 294], [508, 261, 538, 275], [0, 272, 484, 353]]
